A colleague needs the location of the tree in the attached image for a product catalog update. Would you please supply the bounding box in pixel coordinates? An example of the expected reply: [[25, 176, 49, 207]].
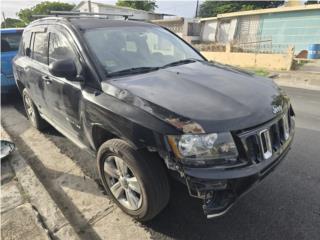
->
[[199, 1, 284, 18], [116, 0, 157, 12], [305, 0, 319, 4], [1, 18, 25, 28], [18, 1, 75, 24]]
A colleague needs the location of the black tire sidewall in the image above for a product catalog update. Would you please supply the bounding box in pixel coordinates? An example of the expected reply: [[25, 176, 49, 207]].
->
[[22, 89, 47, 130], [97, 142, 151, 219]]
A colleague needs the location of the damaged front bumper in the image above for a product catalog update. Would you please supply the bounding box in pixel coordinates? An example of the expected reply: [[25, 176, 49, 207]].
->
[[183, 130, 294, 219]]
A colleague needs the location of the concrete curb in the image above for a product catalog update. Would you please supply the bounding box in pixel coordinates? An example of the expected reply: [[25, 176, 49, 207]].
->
[[274, 79, 320, 91], [1, 126, 80, 240], [272, 69, 320, 91]]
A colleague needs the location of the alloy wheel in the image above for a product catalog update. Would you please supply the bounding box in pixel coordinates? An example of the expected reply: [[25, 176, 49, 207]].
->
[[104, 155, 142, 210], [24, 94, 35, 123]]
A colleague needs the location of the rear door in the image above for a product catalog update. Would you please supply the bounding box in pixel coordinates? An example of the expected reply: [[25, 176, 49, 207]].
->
[[45, 26, 83, 136], [27, 27, 50, 113]]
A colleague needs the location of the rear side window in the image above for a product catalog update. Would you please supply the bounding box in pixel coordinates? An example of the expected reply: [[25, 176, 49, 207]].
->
[[1, 32, 22, 52], [32, 32, 48, 64]]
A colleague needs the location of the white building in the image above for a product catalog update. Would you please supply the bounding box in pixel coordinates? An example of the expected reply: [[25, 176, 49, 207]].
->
[[199, 4, 320, 53], [73, 1, 168, 21]]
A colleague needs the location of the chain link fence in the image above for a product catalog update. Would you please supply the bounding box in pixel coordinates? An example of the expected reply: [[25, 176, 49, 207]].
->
[[194, 37, 289, 54], [232, 36, 289, 54]]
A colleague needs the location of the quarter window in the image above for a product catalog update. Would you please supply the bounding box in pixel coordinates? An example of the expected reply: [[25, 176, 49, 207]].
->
[[19, 31, 31, 56]]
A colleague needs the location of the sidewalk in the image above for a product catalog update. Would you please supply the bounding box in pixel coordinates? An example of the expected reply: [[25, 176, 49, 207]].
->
[[273, 71, 320, 91], [1, 112, 151, 240], [1, 125, 79, 240], [272, 59, 320, 91], [1, 126, 49, 240]]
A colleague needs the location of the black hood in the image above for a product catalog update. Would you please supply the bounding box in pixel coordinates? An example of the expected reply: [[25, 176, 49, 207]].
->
[[106, 61, 288, 133]]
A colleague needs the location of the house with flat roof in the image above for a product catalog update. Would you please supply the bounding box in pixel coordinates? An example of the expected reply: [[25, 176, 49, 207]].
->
[[199, 4, 320, 54], [73, 1, 170, 21]]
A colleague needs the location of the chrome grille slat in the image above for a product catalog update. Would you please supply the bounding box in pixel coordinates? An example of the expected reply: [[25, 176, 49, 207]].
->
[[238, 108, 293, 163], [259, 129, 272, 160], [282, 113, 290, 141]]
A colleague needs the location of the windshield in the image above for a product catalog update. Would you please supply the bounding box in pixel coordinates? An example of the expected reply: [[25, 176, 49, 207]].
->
[[1, 32, 22, 52], [84, 26, 203, 75]]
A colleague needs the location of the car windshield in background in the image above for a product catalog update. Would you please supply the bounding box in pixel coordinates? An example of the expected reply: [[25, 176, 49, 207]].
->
[[1, 33, 22, 52], [84, 26, 203, 76]]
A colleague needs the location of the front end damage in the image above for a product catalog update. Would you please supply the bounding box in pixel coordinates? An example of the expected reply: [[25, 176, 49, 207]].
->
[[184, 143, 292, 218], [163, 107, 295, 219]]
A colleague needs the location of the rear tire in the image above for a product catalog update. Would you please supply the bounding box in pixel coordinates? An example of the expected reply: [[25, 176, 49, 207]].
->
[[97, 139, 170, 221], [22, 89, 47, 130]]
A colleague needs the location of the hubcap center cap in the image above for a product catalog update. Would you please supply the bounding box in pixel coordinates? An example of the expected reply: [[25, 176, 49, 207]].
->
[[119, 177, 128, 189]]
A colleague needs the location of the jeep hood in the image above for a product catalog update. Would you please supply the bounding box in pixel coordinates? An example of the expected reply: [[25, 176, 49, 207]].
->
[[105, 61, 288, 133]]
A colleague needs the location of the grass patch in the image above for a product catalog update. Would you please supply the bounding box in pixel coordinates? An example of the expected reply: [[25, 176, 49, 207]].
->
[[243, 68, 270, 77], [250, 68, 270, 77]]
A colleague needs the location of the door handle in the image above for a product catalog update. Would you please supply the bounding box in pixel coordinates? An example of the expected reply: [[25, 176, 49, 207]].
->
[[42, 75, 52, 84]]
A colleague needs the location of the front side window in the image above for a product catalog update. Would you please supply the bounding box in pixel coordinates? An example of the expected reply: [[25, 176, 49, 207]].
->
[[1, 32, 22, 52], [32, 32, 48, 64], [48, 32, 76, 64], [84, 26, 203, 75]]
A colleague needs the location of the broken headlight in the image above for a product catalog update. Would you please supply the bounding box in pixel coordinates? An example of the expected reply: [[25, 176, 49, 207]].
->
[[167, 133, 238, 165]]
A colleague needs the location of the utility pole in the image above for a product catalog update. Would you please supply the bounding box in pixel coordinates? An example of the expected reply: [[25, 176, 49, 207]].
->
[[2, 12, 6, 28], [88, 0, 92, 13], [195, 0, 199, 18]]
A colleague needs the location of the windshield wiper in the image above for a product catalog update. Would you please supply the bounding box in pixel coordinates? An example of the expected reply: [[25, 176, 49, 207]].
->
[[108, 67, 159, 77], [161, 58, 201, 69]]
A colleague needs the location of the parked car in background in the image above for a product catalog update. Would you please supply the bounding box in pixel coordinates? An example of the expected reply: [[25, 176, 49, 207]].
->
[[1, 28, 23, 94], [13, 17, 295, 221]]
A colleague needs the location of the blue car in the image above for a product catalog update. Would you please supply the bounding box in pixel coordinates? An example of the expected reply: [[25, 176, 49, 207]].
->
[[1, 28, 23, 94]]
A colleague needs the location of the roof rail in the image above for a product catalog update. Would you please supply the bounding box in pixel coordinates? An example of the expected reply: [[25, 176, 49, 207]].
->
[[32, 11, 133, 20], [51, 11, 133, 20]]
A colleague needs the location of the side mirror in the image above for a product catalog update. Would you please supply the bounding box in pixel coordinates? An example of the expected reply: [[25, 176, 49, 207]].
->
[[49, 58, 77, 80]]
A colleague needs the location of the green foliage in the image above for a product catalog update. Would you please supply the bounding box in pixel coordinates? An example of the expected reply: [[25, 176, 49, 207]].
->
[[305, 0, 319, 5], [116, 0, 157, 12], [252, 68, 270, 77], [18, 1, 75, 24], [1, 18, 26, 28], [199, 1, 284, 18]]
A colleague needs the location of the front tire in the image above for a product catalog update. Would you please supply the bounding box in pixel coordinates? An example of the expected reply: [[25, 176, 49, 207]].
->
[[22, 89, 47, 130], [97, 139, 170, 221]]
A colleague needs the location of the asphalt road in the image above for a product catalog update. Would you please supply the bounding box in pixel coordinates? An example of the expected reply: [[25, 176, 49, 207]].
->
[[1, 86, 320, 240]]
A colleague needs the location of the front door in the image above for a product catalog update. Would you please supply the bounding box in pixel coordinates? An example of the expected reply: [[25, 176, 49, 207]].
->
[[45, 26, 83, 137]]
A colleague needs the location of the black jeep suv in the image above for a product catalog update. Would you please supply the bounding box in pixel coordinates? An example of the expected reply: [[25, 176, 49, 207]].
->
[[13, 16, 295, 221]]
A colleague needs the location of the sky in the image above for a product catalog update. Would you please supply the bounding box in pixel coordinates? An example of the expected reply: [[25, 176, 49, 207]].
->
[[1, 0, 202, 19]]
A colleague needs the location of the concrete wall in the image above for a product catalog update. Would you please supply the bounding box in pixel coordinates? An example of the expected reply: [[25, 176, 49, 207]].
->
[[152, 18, 200, 43], [201, 51, 293, 70], [201, 19, 218, 42], [259, 9, 320, 53], [199, 6, 320, 54], [152, 18, 184, 37]]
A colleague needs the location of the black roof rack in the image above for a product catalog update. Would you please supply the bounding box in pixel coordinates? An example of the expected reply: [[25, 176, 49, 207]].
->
[[32, 11, 133, 20]]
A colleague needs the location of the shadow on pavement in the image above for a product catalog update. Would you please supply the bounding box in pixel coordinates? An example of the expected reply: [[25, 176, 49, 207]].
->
[[3, 91, 320, 240]]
